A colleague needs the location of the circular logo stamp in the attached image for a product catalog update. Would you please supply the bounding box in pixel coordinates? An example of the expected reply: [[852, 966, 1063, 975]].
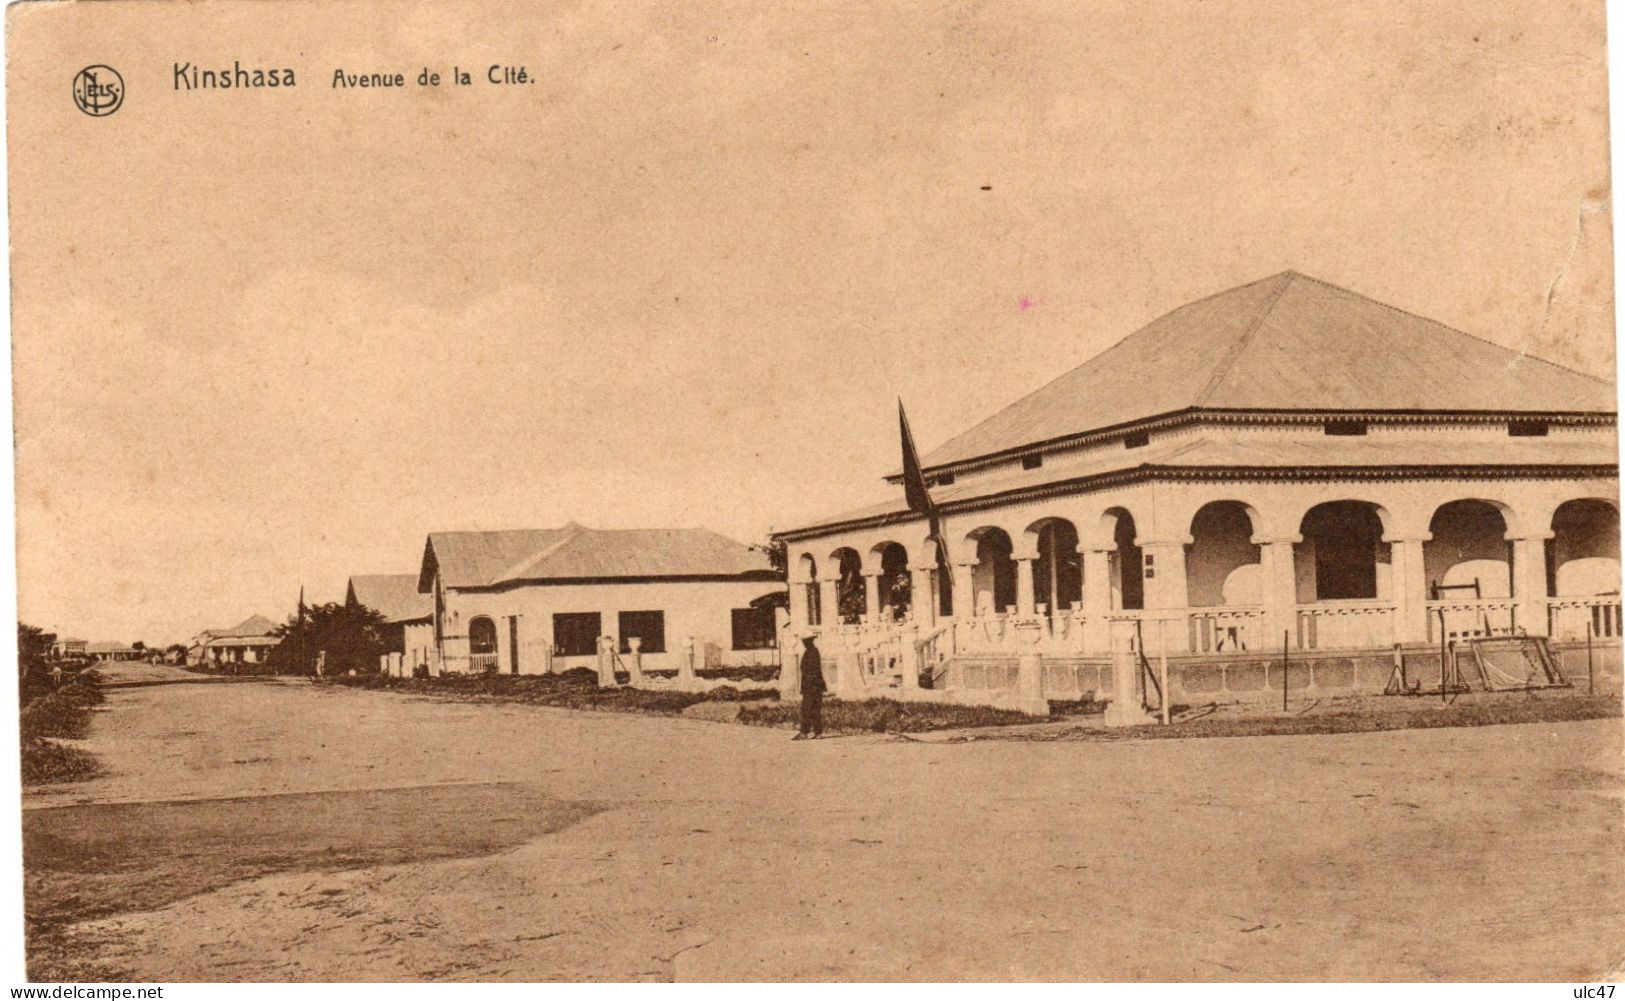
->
[[72, 65, 124, 117]]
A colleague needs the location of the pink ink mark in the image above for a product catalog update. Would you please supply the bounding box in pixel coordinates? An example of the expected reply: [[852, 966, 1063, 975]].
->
[[1018, 295, 1037, 312]]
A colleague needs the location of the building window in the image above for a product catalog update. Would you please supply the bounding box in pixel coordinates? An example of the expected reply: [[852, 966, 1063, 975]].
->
[[1124, 431, 1150, 449], [468, 616, 498, 674], [731, 607, 777, 650], [1508, 420, 1549, 437], [1324, 419, 1368, 436], [1021, 454, 1043, 470], [553, 612, 601, 657], [618, 610, 665, 653]]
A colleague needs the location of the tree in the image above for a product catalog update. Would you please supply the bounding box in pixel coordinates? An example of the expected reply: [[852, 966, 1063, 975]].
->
[[18, 623, 56, 702], [749, 539, 790, 612], [265, 601, 388, 675]]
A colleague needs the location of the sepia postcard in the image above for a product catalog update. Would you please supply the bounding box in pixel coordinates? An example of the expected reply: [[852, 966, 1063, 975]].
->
[[5, 0, 1622, 988]]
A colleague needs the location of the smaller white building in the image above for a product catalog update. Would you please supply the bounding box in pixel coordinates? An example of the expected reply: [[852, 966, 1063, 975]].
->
[[416, 523, 784, 675]]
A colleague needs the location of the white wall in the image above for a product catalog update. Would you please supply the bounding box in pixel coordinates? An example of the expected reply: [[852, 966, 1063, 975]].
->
[[438, 578, 783, 674]]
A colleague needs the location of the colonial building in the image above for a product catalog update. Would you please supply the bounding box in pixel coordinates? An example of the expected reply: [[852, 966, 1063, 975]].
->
[[417, 523, 783, 675], [345, 574, 434, 675], [50, 637, 87, 659], [84, 641, 138, 661], [775, 271, 1620, 716], [199, 614, 282, 666]]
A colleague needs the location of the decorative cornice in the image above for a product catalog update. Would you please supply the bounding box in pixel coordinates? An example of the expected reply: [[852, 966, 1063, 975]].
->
[[885, 408, 1617, 483], [774, 462, 1619, 543]]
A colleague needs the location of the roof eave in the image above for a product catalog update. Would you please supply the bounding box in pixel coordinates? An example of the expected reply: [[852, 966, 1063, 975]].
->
[[894, 407, 1618, 482]]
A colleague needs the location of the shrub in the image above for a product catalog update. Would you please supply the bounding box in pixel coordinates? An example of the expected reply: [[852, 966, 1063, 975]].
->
[[21, 738, 100, 785], [737, 697, 1043, 734], [20, 690, 98, 741]]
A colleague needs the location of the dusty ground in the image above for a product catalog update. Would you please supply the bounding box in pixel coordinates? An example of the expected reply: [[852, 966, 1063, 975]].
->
[[22, 666, 1625, 982]]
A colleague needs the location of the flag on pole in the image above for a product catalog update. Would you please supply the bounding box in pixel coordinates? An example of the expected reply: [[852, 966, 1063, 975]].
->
[[899, 399, 933, 517], [899, 399, 951, 577]]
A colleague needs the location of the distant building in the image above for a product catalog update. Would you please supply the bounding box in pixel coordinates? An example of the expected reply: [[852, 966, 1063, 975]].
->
[[84, 641, 139, 661], [345, 574, 433, 675], [416, 523, 783, 675], [51, 637, 87, 659], [199, 615, 282, 666]]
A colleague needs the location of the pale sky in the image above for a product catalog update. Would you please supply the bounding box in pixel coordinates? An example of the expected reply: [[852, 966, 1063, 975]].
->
[[7, 0, 1615, 645]]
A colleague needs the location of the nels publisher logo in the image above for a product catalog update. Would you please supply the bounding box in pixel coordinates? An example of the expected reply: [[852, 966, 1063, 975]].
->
[[72, 65, 124, 117]]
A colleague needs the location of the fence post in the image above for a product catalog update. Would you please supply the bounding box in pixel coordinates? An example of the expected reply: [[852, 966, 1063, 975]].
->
[[678, 636, 697, 684], [596, 636, 617, 687], [901, 624, 921, 692], [627, 637, 645, 686]]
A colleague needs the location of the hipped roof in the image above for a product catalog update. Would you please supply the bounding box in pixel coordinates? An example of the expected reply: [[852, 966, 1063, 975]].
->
[[921, 271, 1616, 470], [420, 523, 774, 590]]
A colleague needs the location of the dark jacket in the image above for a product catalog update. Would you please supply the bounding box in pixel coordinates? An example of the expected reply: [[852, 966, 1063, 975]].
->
[[799, 645, 826, 696]]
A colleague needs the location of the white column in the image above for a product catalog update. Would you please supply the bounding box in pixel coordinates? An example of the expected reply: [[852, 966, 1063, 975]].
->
[[1254, 536, 1301, 650], [952, 560, 978, 619], [1510, 532, 1554, 637], [1385, 535, 1430, 645], [909, 564, 937, 626], [788, 574, 809, 631], [1080, 546, 1113, 653], [818, 574, 840, 626], [864, 573, 883, 622], [1014, 554, 1039, 616], [1137, 539, 1190, 610]]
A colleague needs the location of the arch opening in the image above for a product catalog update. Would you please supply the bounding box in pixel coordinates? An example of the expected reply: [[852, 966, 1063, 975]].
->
[[798, 553, 822, 626], [1550, 499, 1621, 597], [831, 548, 865, 624], [873, 542, 911, 621], [968, 527, 1017, 615], [1425, 500, 1512, 599], [1296, 501, 1391, 602], [1028, 518, 1081, 612], [1188, 501, 1261, 607], [468, 616, 498, 674], [1104, 508, 1144, 611]]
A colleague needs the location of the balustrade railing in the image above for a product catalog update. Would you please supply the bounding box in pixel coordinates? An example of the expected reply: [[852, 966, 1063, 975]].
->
[[1425, 598, 1517, 643], [1548, 596, 1623, 641], [468, 651, 499, 673], [1187, 607, 1264, 654], [1295, 601, 1396, 651]]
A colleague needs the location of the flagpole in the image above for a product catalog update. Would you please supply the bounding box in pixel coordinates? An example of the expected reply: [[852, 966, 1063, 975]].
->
[[898, 399, 952, 616]]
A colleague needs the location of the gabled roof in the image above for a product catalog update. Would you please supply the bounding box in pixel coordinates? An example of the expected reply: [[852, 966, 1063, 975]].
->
[[921, 271, 1616, 470], [214, 614, 278, 640], [420, 523, 775, 590], [346, 574, 432, 623], [84, 641, 132, 654]]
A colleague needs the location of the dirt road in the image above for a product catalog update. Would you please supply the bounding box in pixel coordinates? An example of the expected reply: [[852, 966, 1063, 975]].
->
[[23, 669, 1625, 981]]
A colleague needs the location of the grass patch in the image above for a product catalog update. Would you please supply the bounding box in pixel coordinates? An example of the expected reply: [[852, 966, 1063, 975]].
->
[[967, 692, 1624, 743], [320, 668, 775, 716], [21, 739, 101, 786], [697, 664, 779, 683], [19, 677, 105, 786], [737, 697, 1045, 734]]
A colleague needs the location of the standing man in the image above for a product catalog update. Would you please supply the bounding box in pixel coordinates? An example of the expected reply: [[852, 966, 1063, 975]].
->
[[794, 634, 825, 740]]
